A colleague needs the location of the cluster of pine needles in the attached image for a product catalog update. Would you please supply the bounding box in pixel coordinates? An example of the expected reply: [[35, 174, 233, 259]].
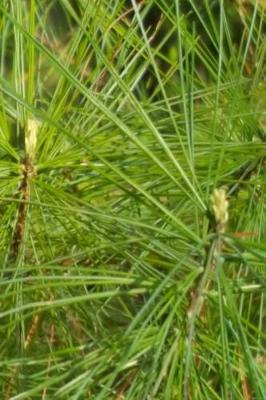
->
[[0, 1, 265, 398]]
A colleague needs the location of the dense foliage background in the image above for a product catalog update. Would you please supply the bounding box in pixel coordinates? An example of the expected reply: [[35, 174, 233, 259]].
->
[[0, 0, 265, 398]]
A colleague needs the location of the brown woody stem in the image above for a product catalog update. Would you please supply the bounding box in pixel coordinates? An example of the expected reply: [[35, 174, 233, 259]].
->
[[10, 156, 35, 261]]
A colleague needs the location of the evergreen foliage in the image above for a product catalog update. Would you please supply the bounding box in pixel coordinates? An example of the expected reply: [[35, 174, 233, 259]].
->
[[0, 1, 265, 398]]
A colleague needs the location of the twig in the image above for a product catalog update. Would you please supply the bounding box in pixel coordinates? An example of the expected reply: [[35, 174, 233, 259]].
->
[[24, 314, 40, 350], [9, 156, 35, 261], [184, 188, 229, 398], [9, 119, 39, 261]]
